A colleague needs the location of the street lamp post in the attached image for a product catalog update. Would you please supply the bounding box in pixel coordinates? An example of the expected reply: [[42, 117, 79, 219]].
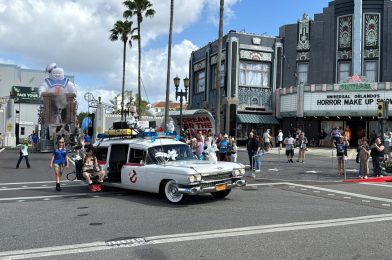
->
[[173, 76, 189, 133]]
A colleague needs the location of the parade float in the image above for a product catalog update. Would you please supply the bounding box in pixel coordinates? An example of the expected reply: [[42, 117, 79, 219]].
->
[[38, 63, 77, 152]]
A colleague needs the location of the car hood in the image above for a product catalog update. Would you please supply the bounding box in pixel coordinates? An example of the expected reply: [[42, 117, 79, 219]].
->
[[162, 160, 243, 175]]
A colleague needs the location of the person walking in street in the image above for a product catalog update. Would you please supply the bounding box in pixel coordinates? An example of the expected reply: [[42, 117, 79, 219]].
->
[[370, 137, 385, 177], [359, 139, 370, 179], [16, 138, 31, 169], [277, 129, 283, 150], [263, 129, 273, 151], [331, 127, 341, 145], [296, 133, 308, 163], [219, 134, 230, 161], [384, 132, 392, 161], [254, 135, 264, 172], [335, 137, 348, 175], [318, 129, 327, 147], [31, 131, 39, 152], [230, 140, 238, 162], [246, 132, 256, 169], [0, 132, 3, 148], [284, 133, 295, 163], [50, 138, 71, 191]]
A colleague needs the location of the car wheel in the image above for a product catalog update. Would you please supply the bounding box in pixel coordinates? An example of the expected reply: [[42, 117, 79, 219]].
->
[[164, 180, 187, 204], [211, 189, 231, 199]]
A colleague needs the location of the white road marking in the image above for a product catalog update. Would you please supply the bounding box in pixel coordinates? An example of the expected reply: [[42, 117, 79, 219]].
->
[[360, 183, 392, 188], [305, 170, 319, 173], [268, 168, 279, 172], [0, 184, 85, 191], [346, 169, 358, 172], [17, 200, 25, 202], [0, 180, 75, 186], [0, 192, 121, 202], [313, 191, 320, 193], [2, 213, 392, 259], [43, 198, 50, 201], [344, 197, 351, 199], [252, 182, 392, 204], [0, 148, 5, 153], [327, 194, 335, 196]]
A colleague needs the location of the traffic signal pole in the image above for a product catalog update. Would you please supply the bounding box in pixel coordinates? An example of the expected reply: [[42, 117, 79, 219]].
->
[[377, 101, 389, 144]]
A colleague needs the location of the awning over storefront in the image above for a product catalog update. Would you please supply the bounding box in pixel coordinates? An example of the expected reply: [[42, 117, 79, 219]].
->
[[236, 114, 279, 125]]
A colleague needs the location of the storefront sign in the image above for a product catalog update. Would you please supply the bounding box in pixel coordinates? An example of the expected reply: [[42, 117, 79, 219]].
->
[[339, 82, 372, 91], [12, 86, 41, 104], [176, 116, 213, 136], [304, 91, 392, 113]]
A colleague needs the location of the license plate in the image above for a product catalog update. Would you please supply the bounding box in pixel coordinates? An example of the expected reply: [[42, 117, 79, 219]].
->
[[215, 184, 226, 191]]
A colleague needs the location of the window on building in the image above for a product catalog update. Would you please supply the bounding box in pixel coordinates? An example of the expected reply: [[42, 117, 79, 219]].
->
[[338, 62, 351, 83], [211, 63, 224, 89], [21, 127, 25, 135], [195, 70, 205, 93], [364, 60, 377, 82], [239, 61, 270, 87], [297, 63, 309, 85]]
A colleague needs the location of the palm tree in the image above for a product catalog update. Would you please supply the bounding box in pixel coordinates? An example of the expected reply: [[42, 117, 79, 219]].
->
[[123, 0, 156, 116], [109, 19, 136, 121], [215, 0, 224, 134], [164, 0, 174, 131]]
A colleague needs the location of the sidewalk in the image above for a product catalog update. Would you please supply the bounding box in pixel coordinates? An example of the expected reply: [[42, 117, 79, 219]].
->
[[238, 146, 357, 159]]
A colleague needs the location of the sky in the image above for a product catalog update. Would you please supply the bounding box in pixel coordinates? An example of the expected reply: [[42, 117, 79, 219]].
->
[[0, 0, 331, 112]]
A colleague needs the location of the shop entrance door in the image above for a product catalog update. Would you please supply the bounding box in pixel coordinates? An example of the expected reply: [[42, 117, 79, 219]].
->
[[349, 120, 366, 147]]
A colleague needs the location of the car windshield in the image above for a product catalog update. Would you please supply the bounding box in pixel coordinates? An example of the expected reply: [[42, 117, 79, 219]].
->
[[147, 144, 195, 164]]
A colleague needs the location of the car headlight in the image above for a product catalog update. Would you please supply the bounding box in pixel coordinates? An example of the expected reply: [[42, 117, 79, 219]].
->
[[188, 175, 196, 183], [188, 174, 201, 183], [232, 168, 245, 176], [232, 169, 241, 176]]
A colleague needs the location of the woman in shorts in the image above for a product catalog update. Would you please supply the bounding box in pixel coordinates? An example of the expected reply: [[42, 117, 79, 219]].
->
[[50, 138, 71, 191]]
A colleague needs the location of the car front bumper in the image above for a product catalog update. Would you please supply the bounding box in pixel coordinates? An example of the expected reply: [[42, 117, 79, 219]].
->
[[178, 178, 246, 195]]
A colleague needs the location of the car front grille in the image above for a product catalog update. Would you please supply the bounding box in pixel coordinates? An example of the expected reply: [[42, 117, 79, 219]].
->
[[201, 172, 232, 182]]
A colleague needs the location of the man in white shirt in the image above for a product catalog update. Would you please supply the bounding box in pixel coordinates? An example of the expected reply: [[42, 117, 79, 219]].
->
[[277, 129, 284, 150]]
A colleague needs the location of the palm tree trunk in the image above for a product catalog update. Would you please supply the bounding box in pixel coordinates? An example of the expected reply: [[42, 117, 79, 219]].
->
[[164, 0, 174, 131], [215, 0, 224, 134], [137, 21, 142, 116], [121, 40, 127, 121]]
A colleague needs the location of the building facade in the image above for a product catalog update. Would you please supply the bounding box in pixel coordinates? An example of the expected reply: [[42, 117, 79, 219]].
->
[[189, 31, 280, 141], [189, 0, 392, 145], [277, 0, 392, 146]]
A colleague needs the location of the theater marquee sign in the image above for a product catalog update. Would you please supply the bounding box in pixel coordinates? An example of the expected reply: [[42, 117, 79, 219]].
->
[[304, 91, 392, 115]]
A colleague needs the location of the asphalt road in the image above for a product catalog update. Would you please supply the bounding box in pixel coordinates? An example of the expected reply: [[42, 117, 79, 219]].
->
[[1, 148, 392, 260]]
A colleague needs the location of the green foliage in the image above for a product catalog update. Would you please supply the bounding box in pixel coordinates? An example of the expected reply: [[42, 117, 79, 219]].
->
[[385, 160, 392, 169]]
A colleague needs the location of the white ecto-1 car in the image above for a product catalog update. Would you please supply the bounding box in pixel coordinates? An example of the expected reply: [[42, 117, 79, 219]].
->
[[82, 135, 246, 203]]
